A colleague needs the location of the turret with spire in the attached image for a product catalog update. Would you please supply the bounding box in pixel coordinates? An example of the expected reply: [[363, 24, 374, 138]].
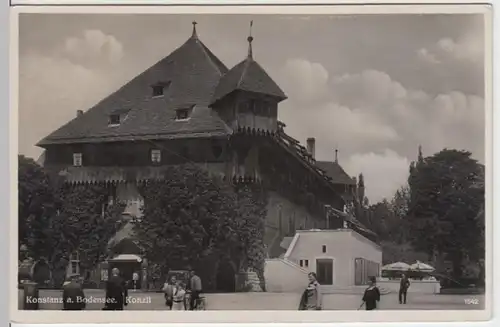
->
[[210, 21, 287, 132], [247, 20, 254, 59], [191, 21, 198, 39], [357, 173, 365, 203]]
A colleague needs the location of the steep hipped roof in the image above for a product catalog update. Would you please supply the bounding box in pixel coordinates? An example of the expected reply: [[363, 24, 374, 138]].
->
[[38, 26, 230, 146], [211, 36, 287, 105], [316, 161, 356, 185]]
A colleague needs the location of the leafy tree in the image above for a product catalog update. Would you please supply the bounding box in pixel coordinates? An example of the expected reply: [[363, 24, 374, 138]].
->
[[59, 184, 126, 274], [18, 155, 56, 252], [407, 149, 484, 278], [134, 165, 238, 276], [211, 184, 267, 271], [19, 156, 125, 283], [134, 165, 268, 290]]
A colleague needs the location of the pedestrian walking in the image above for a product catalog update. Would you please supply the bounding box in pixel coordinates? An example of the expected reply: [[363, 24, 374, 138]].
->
[[162, 275, 177, 310], [103, 268, 129, 310], [399, 273, 410, 304], [361, 276, 381, 311], [298, 272, 322, 310], [189, 269, 203, 310], [62, 274, 86, 310], [171, 282, 187, 311]]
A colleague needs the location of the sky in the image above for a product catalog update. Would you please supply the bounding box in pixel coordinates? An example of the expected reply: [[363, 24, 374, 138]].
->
[[18, 13, 486, 203]]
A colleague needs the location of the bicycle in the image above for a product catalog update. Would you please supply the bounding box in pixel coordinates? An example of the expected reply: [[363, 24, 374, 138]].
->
[[185, 290, 206, 310]]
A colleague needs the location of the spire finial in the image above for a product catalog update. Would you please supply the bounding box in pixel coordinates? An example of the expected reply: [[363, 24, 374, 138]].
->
[[335, 148, 338, 163], [247, 20, 254, 59], [192, 21, 198, 38]]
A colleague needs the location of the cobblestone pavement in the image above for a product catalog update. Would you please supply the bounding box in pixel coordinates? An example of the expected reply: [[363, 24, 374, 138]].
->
[[18, 289, 485, 311]]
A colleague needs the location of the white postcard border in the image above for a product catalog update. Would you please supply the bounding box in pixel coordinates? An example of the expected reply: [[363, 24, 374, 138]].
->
[[8, 3, 494, 324]]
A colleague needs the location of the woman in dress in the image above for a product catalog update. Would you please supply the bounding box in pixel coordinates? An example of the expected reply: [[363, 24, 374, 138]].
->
[[298, 272, 322, 310], [171, 282, 187, 311], [362, 276, 381, 310]]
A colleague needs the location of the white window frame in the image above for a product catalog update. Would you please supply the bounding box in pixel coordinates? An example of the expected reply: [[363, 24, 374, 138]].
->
[[69, 251, 80, 275], [151, 149, 161, 163], [73, 153, 82, 167]]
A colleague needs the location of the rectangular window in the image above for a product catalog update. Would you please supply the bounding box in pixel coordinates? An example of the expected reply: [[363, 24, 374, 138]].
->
[[152, 85, 164, 97], [73, 153, 82, 167], [151, 149, 161, 163], [70, 252, 79, 261], [322, 245, 327, 253], [299, 260, 303, 267], [175, 108, 189, 120], [304, 260, 309, 268], [71, 262, 79, 274], [70, 251, 80, 275], [109, 114, 120, 125]]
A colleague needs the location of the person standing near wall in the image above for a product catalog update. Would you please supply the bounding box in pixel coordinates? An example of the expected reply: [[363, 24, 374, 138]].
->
[[399, 273, 410, 304], [62, 274, 86, 310], [189, 269, 203, 310], [162, 275, 177, 310], [103, 268, 129, 310], [298, 272, 322, 310], [361, 276, 381, 310]]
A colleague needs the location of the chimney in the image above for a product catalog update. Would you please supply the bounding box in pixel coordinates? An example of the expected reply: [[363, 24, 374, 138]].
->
[[306, 137, 316, 159], [77, 110, 83, 117], [335, 149, 338, 163]]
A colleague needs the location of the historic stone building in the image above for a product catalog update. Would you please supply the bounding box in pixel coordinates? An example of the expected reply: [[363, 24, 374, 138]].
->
[[37, 23, 375, 290]]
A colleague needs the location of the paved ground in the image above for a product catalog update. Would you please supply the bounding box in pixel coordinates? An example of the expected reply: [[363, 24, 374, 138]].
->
[[18, 289, 485, 311]]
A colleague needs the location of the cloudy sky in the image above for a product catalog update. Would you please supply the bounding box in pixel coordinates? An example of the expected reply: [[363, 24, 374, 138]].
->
[[18, 13, 485, 203]]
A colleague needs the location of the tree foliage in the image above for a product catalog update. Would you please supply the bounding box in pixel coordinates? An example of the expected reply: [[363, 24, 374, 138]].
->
[[18, 155, 56, 252], [133, 164, 268, 289], [18, 155, 125, 280], [59, 185, 125, 273], [407, 149, 484, 277]]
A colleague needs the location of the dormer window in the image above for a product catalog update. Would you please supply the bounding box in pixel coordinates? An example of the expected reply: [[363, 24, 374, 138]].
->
[[151, 149, 161, 163], [108, 108, 130, 126], [73, 153, 82, 167], [151, 81, 170, 97], [109, 114, 120, 125], [175, 108, 189, 120], [152, 85, 164, 97]]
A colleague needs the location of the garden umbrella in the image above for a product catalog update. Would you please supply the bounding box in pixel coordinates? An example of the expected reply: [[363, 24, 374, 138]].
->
[[409, 261, 435, 272], [381, 262, 410, 271]]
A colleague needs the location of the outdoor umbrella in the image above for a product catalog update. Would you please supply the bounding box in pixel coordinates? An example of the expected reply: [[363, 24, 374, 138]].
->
[[409, 261, 435, 272], [381, 262, 410, 271]]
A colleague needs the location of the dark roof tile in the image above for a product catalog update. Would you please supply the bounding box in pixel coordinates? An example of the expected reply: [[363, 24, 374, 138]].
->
[[38, 35, 230, 146], [315, 161, 356, 185], [211, 58, 287, 105]]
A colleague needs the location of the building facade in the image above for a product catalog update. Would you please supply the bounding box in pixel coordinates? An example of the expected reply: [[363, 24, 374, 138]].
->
[[265, 229, 382, 292], [37, 23, 375, 290]]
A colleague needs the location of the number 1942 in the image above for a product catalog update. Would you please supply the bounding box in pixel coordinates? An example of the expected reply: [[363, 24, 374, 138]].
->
[[464, 298, 480, 305]]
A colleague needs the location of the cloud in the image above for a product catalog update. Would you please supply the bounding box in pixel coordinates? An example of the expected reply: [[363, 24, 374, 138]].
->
[[18, 29, 130, 160], [343, 150, 411, 203], [280, 58, 330, 103], [18, 54, 122, 160], [61, 29, 124, 66], [418, 34, 483, 65], [277, 62, 484, 202], [417, 48, 440, 64]]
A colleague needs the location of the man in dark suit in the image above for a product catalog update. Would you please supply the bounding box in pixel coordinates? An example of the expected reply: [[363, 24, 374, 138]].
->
[[399, 273, 411, 304], [62, 274, 86, 310], [103, 268, 128, 310]]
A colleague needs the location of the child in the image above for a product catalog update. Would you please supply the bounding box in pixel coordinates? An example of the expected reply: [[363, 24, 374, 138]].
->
[[362, 276, 381, 310], [171, 282, 187, 311]]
